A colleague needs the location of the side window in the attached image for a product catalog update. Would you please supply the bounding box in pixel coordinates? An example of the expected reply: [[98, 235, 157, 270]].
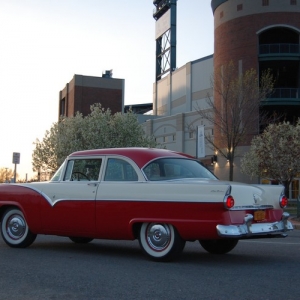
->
[[64, 159, 102, 181], [104, 158, 138, 181], [144, 163, 161, 181]]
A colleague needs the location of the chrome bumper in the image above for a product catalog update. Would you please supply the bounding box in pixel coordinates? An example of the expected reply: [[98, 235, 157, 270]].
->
[[217, 212, 294, 238]]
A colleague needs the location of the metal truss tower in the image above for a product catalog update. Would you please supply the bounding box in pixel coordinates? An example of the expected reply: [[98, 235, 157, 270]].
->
[[153, 0, 177, 81]]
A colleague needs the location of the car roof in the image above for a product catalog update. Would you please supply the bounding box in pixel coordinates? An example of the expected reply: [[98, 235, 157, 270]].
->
[[69, 147, 194, 168]]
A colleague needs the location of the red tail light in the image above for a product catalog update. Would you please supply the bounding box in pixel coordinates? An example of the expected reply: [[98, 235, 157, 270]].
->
[[279, 195, 288, 208], [224, 195, 235, 209]]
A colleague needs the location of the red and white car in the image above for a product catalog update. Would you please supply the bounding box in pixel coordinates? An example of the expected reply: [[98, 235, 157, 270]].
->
[[0, 148, 293, 261]]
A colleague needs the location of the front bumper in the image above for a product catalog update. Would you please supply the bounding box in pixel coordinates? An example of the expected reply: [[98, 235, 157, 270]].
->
[[217, 212, 294, 238]]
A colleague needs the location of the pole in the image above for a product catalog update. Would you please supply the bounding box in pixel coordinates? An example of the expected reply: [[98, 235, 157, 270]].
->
[[14, 164, 17, 183]]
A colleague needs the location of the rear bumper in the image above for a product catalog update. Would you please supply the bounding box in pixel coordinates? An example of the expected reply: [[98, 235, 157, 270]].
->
[[217, 212, 294, 238]]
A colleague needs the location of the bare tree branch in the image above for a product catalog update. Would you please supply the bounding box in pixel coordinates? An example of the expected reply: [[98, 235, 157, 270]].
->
[[195, 61, 274, 180]]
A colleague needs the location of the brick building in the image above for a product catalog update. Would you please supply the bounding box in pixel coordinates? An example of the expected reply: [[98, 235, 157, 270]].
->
[[58, 71, 125, 119], [213, 0, 300, 124]]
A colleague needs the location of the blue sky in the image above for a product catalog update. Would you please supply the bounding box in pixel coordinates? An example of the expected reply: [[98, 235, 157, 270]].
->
[[0, 0, 214, 179]]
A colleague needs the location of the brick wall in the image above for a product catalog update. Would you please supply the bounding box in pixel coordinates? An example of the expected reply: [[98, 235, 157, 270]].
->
[[74, 86, 122, 116]]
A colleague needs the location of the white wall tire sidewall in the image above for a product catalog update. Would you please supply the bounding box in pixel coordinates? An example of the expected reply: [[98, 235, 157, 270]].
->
[[1, 209, 29, 246]]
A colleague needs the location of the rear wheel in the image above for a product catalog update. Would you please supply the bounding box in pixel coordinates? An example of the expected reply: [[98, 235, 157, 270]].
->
[[69, 237, 94, 244], [1, 208, 37, 248], [139, 223, 185, 262], [199, 239, 238, 254]]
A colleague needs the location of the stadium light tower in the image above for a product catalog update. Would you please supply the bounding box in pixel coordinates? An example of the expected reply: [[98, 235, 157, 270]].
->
[[153, 0, 177, 81]]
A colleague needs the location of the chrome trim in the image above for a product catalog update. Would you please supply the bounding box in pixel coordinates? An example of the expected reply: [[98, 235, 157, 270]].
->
[[145, 223, 172, 251], [230, 205, 274, 210], [11, 184, 53, 204], [217, 212, 294, 238]]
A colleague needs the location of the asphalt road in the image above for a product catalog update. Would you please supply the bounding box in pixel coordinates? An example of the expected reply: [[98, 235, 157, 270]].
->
[[0, 231, 299, 300]]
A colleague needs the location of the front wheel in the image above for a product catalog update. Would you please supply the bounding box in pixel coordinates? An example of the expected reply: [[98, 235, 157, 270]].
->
[[199, 239, 238, 254], [139, 223, 185, 262], [1, 208, 37, 248]]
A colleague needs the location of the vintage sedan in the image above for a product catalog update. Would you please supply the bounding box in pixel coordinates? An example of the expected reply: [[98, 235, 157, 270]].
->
[[0, 148, 294, 261]]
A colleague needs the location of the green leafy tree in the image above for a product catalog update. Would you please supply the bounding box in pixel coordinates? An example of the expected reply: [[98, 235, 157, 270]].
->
[[241, 120, 300, 196], [32, 104, 157, 176], [195, 61, 274, 181], [32, 123, 59, 177]]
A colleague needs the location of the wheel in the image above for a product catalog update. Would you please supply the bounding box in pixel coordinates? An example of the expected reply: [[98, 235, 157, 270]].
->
[[199, 239, 238, 254], [1, 208, 37, 248], [69, 237, 94, 244], [139, 223, 185, 262]]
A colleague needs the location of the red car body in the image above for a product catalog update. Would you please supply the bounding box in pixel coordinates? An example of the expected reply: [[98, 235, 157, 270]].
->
[[0, 148, 293, 261]]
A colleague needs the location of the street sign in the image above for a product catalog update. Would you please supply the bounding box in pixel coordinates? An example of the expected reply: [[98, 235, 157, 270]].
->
[[12, 152, 20, 164]]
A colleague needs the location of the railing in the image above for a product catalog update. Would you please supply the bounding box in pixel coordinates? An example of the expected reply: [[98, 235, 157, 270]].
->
[[259, 43, 300, 55], [269, 88, 300, 99]]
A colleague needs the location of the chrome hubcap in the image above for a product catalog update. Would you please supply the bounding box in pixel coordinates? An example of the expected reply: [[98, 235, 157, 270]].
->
[[6, 215, 26, 240], [146, 224, 171, 251]]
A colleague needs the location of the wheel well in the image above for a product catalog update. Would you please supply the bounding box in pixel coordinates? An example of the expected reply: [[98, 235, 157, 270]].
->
[[131, 222, 182, 240], [132, 222, 142, 239], [0, 205, 19, 221]]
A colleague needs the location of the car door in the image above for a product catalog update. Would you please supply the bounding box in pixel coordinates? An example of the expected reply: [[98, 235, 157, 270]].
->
[[40, 158, 102, 236], [95, 156, 142, 239]]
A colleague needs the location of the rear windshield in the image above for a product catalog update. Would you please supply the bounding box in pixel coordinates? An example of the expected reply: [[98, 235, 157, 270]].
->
[[143, 158, 217, 181]]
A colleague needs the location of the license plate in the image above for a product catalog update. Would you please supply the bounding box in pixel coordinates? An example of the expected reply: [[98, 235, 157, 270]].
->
[[254, 210, 266, 221]]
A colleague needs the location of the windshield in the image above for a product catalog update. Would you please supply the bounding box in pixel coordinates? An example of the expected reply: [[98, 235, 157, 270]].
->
[[50, 161, 66, 181], [143, 158, 217, 181]]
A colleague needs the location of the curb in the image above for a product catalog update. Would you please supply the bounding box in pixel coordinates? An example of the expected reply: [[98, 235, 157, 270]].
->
[[289, 219, 300, 230]]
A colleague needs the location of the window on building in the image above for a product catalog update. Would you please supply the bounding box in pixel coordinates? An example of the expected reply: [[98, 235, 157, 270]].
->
[[189, 131, 194, 139], [237, 4, 243, 11], [291, 0, 297, 5], [60, 98, 65, 116], [220, 11, 224, 19]]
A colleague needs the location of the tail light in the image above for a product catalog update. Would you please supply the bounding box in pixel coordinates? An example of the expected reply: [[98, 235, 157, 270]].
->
[[224, 195, 235, 209], [279, 195, 288, 208], [223, 185, 234, 209]]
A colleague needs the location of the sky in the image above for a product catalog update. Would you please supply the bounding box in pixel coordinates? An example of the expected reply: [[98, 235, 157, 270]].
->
[[0, 0, 214, 180]]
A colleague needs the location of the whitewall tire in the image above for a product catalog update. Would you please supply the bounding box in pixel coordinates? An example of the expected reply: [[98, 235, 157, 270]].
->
[[139, 223, 185, 262], [1, 208, 37, 248]]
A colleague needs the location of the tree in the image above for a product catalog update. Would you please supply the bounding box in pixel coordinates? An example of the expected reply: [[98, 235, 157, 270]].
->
[[32, 122, 59, 178], [32, 104, 158, 176], [241, 120, 300, 197], [196, 61, 274, 181], [0, 168, 14, 183]]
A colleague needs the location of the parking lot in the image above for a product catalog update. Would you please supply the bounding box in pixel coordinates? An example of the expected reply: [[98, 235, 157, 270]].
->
[[0, 231, 299, 300]]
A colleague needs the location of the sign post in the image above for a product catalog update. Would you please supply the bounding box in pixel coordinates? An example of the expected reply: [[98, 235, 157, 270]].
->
[[196, 125, 205, 158], [12, 152, 20, 183]]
